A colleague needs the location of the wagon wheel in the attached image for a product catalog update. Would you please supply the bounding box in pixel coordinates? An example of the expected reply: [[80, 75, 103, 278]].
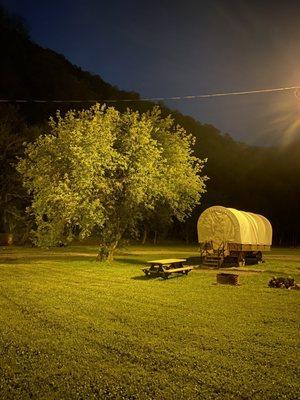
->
[[238, 259, 245, 267], [238, 252, 245, 267], [256, 251, 263, 262]]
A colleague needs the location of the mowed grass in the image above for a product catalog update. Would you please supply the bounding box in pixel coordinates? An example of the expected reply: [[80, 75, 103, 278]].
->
[[0, 244, 299, 399]]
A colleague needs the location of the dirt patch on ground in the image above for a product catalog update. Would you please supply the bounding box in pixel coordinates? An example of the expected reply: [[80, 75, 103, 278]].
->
[[0, 250, 97, 262], [61, 252, 97, 257], [265, 255, 300, 262]]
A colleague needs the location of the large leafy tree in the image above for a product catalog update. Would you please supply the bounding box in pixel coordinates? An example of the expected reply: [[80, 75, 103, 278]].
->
[[18, 104, 207, 259]]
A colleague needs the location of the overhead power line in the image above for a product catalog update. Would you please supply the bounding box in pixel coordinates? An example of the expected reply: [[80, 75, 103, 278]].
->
[[1, 85, 300, 104]]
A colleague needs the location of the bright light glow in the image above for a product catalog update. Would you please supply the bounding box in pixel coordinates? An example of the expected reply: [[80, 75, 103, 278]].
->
[[267, 91, 300, 146]]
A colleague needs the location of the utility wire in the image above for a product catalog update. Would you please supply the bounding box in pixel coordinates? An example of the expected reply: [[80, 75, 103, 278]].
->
[[1, 85, 300, 104]]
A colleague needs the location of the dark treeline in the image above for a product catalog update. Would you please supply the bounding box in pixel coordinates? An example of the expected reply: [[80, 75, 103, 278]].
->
[[0, 6, 299, 246]]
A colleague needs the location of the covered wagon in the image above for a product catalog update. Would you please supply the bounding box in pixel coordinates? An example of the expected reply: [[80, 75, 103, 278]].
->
[[197, 206, 272, 267]]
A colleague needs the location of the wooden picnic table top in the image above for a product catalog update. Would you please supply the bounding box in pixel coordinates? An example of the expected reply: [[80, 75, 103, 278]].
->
[[147, 258, 186, 265]]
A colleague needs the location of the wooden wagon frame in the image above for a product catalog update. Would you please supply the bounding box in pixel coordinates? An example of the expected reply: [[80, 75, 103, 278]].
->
[[198, 206, 272, 268]]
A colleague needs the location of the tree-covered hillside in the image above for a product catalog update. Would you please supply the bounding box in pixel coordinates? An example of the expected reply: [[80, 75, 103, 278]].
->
[[0, 6, 299, 246]]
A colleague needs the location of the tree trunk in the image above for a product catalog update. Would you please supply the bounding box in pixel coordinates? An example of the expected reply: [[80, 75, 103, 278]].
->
[[153, 230, 157, 245], [142, 228, 147, 244], [185, 228, 189, 244], [97, 240, 119, 262], [96, 246, 109, 261]]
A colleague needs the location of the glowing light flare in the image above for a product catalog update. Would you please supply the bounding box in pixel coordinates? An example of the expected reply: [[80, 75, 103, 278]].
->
[[267, 91, 300, 146]]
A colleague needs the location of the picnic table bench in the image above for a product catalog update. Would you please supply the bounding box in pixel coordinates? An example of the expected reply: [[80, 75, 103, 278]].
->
[[142, 258, 193, 279]]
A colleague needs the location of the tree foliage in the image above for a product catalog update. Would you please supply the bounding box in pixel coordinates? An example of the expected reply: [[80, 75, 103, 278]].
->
[[17, 105, 207, 258]]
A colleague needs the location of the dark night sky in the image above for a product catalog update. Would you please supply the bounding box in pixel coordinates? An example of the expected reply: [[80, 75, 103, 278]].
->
[[2, 0, 300, 146]]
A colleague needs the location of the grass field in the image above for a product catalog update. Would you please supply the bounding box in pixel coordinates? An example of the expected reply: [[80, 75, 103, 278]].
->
[[0, 244, 299, 399]]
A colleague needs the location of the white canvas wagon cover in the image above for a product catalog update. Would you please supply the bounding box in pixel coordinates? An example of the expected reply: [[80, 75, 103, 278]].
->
[[197, 206, 272, 246]]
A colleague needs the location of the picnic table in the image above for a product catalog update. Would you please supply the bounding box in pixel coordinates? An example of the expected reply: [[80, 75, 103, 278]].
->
[[142, 258, 193, 279]]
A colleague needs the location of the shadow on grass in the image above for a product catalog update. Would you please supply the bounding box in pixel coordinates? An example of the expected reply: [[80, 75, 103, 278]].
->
[[185, 256, 203, 265], [131, 275, 156, 281], [131, 273, 191, 281], [114, 258, 143, 265]]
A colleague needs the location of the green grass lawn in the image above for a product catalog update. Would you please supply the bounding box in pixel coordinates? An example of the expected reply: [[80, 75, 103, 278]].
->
[[0, 244, 299, 399]]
